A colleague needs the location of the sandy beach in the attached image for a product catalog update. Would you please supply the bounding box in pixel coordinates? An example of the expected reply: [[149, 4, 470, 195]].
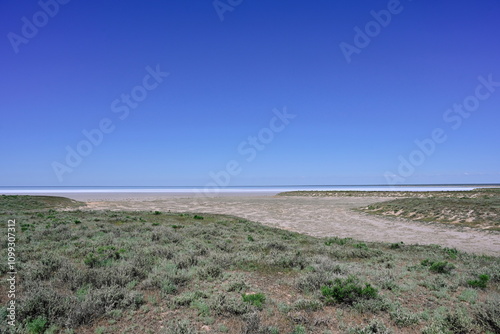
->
[[49, 192, 500, 256]]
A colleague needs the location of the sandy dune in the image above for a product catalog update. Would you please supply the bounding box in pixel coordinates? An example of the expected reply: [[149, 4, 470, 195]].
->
[[71, 194, 500, 256]]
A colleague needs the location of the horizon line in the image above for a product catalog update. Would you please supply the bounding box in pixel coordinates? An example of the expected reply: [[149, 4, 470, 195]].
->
[[1, 183, 499, 188]]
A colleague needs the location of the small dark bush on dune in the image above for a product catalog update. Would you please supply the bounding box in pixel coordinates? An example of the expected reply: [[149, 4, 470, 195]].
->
[[321, 275, 378, 305], [467, 274, 490, 288], [421, 259, 455, 274], [430, 261, 455, 274], [26, 316, 48, 334]]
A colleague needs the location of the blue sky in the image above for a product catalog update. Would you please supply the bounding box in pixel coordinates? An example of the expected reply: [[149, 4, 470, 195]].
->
[[1, 0, 499, 186]]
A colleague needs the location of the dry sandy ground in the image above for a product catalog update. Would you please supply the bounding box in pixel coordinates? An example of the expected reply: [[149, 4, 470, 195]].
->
[[52, 192, 500, 257]]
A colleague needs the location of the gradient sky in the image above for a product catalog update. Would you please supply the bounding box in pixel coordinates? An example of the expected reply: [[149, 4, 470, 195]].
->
[[1, 0, 499, 186]]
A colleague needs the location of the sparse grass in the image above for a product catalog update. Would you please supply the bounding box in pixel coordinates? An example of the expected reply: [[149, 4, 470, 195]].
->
[[0, 195, 498, 334]]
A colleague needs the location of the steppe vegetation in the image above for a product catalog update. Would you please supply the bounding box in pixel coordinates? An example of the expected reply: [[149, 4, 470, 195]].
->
[[0, 195, 498, 333]]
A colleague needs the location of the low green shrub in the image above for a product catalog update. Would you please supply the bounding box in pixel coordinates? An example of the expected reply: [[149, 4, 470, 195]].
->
[[324, 237, 351, 246], [354, 243, 368, 250], [83, 247, 123, 268], [290, 325, 306, 334], [160, 279, 178, 296], [321, 276, 378, 305], [83, 253, 100, 268], [242, 293, 266, 309], [191, 300, 210, 317], [421, 259, 455, 274], [171, 291, 207, 308], [467, 274, 490, 289], [389, 242, 403, 249], [443, 247, 459, 259], [26, 316, 48, 334], [430, 261, 455, 274]]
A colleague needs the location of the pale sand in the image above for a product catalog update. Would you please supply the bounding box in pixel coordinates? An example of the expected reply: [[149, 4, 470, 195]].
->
[[55, 192, 499, 256]]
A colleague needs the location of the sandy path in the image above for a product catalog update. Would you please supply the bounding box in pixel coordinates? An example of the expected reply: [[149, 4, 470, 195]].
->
[[81, 195, 500, 256]]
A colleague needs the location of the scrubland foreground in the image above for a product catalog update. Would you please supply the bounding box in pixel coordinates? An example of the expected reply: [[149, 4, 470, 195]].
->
[[0, 195, 499, 334]]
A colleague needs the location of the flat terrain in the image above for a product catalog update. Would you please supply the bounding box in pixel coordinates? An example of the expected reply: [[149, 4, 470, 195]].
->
[[279, 188, 500, 231], [82, 195, 500, 256], [1, 195, 499, 334]]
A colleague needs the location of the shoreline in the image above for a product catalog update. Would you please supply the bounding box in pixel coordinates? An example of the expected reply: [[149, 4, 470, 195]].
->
[[3, 190, 499, 255], [2, 185, 499, 202], [79, 195, 499, 256]]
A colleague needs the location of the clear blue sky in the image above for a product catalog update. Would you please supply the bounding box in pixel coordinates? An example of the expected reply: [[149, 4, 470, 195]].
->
[[1, 0, 499, 186]]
